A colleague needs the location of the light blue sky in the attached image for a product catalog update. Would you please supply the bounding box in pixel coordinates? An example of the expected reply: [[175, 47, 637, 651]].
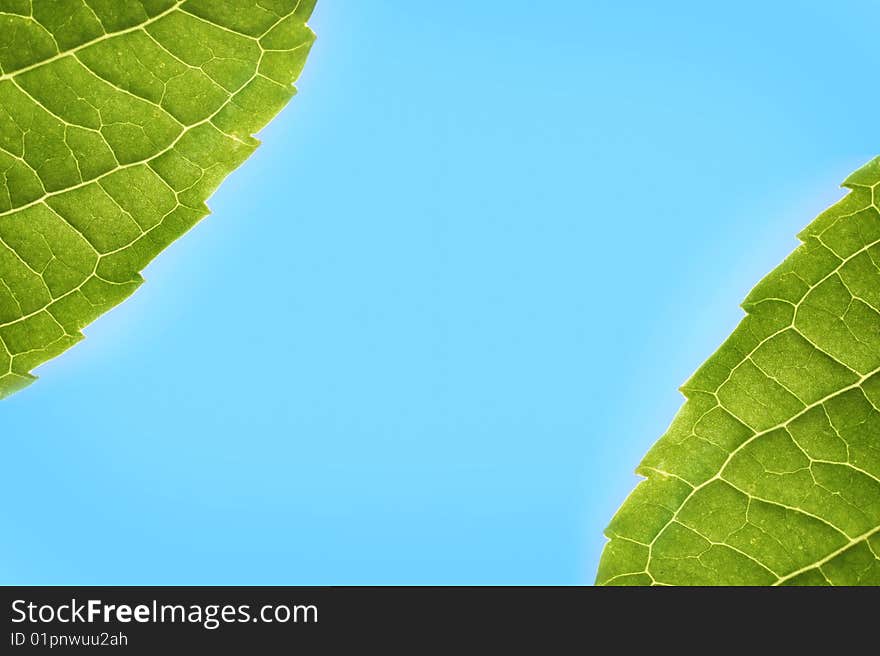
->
[[4, 1, 880, 584]]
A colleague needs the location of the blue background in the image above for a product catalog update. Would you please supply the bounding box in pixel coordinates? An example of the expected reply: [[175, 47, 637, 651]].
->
[[4, 1, 880, 584]]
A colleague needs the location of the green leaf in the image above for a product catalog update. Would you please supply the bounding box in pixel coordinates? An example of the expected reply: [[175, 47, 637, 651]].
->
[[0, 0, 316, 398], [597, 158, 880, 586]]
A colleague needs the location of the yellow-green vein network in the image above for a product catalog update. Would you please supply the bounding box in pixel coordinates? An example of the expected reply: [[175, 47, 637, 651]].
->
[[598, 159, 880, 586], [0, 0, 316, 398]]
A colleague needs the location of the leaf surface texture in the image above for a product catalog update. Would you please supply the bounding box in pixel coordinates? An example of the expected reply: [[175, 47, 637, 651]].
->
[[598, 159, 880, 586], [0, 0, 316, 397]]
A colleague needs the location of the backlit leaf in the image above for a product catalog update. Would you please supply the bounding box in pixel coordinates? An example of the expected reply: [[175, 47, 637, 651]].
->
[[0, 0, 316, 398], [598, 159, 880, 586]]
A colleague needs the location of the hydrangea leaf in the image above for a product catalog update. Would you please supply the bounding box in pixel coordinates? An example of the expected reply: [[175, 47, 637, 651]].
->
[[598, 158, 880, 586], [0, 0, 316, 398]]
